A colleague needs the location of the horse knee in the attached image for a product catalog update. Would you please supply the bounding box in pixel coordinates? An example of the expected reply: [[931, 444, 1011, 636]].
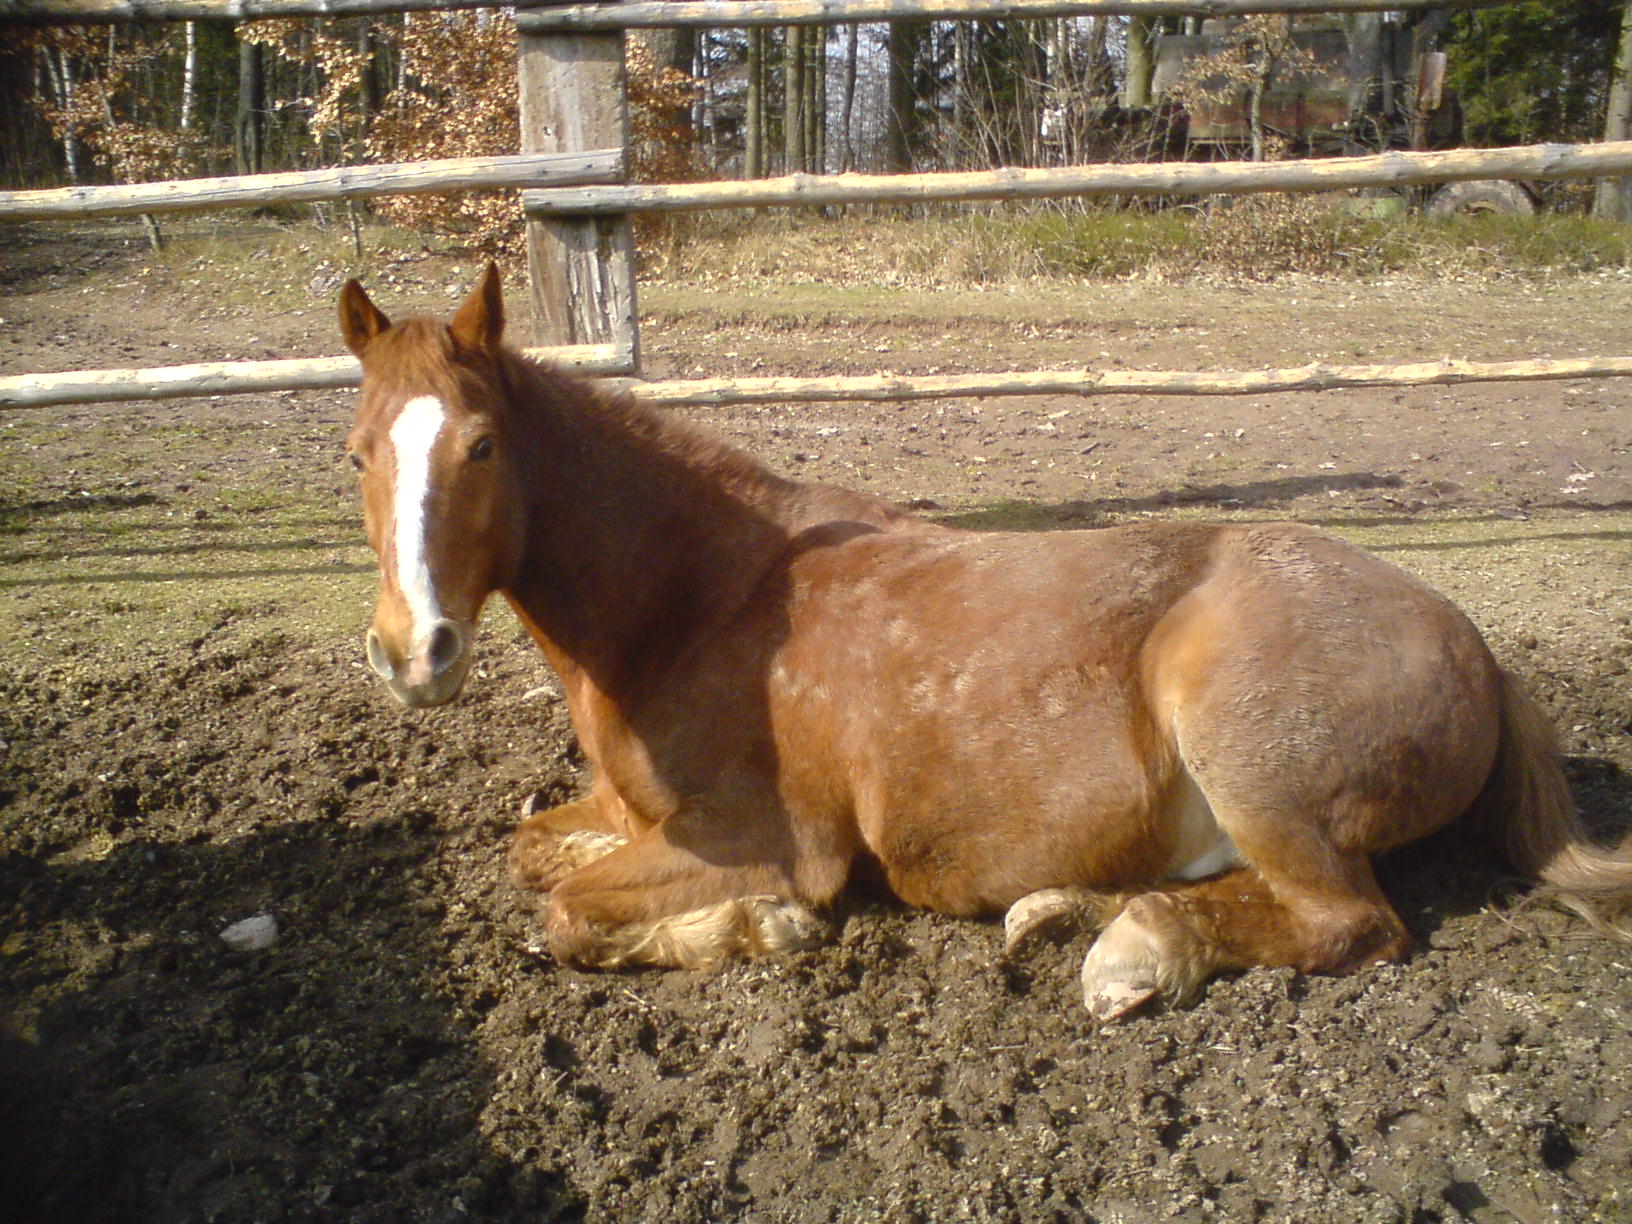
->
[[509, 798, 626, 892], [510, 823, 625, 892]]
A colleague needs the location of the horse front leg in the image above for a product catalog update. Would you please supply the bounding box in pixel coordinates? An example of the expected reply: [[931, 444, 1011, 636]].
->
[[540, 809, 847, 969], [509, 773, 651, 892]]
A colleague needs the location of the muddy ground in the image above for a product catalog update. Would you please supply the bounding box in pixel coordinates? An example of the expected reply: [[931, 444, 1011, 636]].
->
[[2, 220, 1630, 1224]]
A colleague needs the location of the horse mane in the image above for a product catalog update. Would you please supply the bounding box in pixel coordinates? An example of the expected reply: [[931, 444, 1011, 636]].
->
[[492, 342, 911, 534], [500, 344, 792, 496]]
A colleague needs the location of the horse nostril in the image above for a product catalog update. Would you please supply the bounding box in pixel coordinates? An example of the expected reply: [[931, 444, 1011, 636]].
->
[[366, 629, 394, 680], [427, 621, 464, 675]]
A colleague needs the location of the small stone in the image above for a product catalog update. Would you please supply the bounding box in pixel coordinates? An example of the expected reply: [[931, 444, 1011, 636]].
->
[[220, 913, 278, 952]]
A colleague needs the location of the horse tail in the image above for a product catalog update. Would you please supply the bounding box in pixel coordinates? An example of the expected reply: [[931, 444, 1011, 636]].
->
[[1478, 668, 1632, 940]]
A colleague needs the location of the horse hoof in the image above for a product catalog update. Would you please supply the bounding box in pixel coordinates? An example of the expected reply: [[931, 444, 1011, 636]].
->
[[742, 896, 829, 955], [1085, 978, 1161, 1023], [1004, 887, 1089, 955], [1080, 901, 1170, 1023]]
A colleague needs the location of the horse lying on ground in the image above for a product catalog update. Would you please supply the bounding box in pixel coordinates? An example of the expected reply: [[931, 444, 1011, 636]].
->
[[337, 266, 1632, 1020]]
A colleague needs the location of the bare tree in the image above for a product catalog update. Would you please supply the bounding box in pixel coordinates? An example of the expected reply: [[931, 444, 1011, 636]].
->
[[784, 25, 805, 173], [1597, 0, 1632, 221], [1245, 16, 1299, 162], [838, 22, 859, 172], [745, 27, 766, 177], [234, 30, 264, 175], [886, 19, 927, 172], [1122, 15, 1156, 109]]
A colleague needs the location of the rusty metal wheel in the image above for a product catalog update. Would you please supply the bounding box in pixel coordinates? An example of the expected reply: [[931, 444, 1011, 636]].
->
[[1424, 180, 1537, 217]]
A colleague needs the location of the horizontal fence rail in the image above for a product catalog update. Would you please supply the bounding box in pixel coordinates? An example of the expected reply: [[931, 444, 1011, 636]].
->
[[515, 0, 1510, 33], [0, 0, 497, 20], [9, 351, 1631, 411], [0, 344, 631, 409], [0, 151, 623, 222], [615, 357, 1632, 407], [0, 0, 1513, 27], [526, 141, 1632, 215]]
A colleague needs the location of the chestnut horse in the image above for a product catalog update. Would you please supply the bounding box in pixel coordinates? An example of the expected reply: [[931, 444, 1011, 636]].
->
[[339, 266, 1631, 1020]]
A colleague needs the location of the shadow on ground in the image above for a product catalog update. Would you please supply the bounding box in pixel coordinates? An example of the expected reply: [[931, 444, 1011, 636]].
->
[[0, 815, 580, 1224]]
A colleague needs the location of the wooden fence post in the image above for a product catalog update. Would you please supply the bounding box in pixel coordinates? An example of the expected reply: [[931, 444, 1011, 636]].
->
[[517, 11, 639, 371]]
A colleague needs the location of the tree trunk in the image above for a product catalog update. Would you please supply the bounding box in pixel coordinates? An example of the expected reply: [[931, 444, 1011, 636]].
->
[[838, 22, 858, 172], [1249, 64, 1269, 161], [1020, 20, 1044, 164], [886, 19, 925, 173], [783, 25, 805, 174], [805, 24, 824, 172], [674, 28, 697, 126], [746, 27, 765, 177], [358, 23, 382, 120], [1122, 14, 1155, 109], [41, 44, 82, 183], [397, 13, 409, 92], [181, 21, 198, 131], [1596, 1, 1632, 221], [632, 27, 695, 140], [234, 33, 264, 176]]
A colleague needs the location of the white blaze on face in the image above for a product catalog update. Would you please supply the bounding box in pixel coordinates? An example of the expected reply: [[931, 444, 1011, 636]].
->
[[388, 395, 448, 638]]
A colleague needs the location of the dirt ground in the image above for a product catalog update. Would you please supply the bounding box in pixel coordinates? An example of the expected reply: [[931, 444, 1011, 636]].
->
[[2, 220, 1630, 1224]]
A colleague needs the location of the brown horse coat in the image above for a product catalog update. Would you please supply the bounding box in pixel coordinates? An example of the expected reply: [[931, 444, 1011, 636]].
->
[[340, 268, 1632, 1019]]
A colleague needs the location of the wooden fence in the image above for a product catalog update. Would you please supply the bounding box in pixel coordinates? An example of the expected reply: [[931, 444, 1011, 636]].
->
[[0, 151, 623, 222], [2, 0, 1630, 411], [0, 0, 1519, 25], [524, 142, 1632, 216]]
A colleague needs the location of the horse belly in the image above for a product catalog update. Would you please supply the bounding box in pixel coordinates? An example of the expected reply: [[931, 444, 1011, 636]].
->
[[854, 738, 1172, 915], [771, 626, 1178, 913]]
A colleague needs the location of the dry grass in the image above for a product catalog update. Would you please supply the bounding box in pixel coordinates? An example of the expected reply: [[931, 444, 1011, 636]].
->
[[643, 200, 1632, 289]]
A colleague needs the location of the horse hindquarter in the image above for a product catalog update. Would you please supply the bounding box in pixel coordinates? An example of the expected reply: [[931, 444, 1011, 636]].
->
[[1080, 525, 1507, 1017]]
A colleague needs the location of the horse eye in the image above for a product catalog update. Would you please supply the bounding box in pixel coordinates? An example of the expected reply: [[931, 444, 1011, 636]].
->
[[469, 436, 494, 462], [348, 452, 365, 472]]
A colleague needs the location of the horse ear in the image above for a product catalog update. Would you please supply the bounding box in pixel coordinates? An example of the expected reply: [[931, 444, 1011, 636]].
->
[[449, 262, 505, 355], [338, 280, 392, 357]]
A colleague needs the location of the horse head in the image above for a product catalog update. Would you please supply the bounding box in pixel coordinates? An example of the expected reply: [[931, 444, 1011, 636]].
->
[[339, 264, 524, 708]]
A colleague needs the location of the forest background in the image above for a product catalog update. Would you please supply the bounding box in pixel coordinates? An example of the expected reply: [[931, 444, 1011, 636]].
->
[[2, 2, 1632, 258]]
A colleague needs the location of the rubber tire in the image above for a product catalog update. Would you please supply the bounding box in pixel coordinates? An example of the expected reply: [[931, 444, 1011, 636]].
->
[[1424, 180, 1536, 217]]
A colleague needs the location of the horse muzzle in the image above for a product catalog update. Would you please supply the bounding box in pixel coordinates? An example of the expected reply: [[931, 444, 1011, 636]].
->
[[366, 617, 474, 708]]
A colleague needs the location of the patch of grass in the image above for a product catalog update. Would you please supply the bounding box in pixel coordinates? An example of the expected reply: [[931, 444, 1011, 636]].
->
[[1363, 212, 1632, 276], [1011, 208, 1196, 279], [0, 408, 376, 681], [648, 203, 1632, 289], [213, 487, 286, 516], [147, 218, 446, 311], [933, 499, 1102, 532]]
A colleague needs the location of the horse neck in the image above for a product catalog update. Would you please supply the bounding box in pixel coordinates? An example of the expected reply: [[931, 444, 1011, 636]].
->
[[500, 355, 797, 685]]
